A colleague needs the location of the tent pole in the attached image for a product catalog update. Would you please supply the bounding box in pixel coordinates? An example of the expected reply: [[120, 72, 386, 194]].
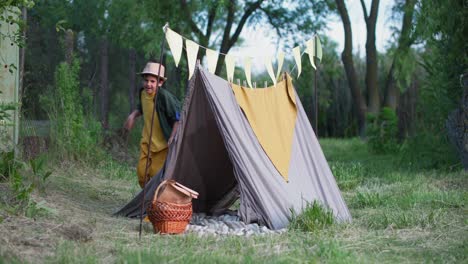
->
[[138, 23, 169, 239], [314, 63, 318, 137]]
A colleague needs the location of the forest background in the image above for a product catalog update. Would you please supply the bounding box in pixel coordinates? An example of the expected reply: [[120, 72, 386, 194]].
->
[[0, 0, 464, 170]]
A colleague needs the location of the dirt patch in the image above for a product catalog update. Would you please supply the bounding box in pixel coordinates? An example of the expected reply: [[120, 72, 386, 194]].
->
[[59, 223, 93, 242], [0, 216, 59, 262]]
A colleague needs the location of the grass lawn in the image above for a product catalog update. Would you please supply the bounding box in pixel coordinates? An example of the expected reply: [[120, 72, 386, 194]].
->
[[0, 138, 466, 263]]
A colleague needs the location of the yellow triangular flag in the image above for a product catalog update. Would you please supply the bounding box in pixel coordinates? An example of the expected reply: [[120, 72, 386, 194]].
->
[[185, 39, 199, 80], [264, 56, 276, 86], [165, 28, 183, 67], [206, 48, 218, 74], [306, 39, 316, 70], [225, 54, 235, 82], [293, 46, 302, 78], [244, 57, 253, 88], [275, 51, 285, 80], [315, 35, 322, 62]]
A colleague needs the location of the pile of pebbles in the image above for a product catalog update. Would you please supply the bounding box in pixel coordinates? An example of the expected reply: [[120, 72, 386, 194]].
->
[[186, 213, 287, 236]]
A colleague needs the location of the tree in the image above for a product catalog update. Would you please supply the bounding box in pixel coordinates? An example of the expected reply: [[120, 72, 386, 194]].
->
[[360, 0, 381, 114], [334, 0, 367, 135]]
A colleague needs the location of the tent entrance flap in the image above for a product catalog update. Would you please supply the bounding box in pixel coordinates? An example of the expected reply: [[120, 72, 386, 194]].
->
[[170, 75, 238, 213], [231, 75, 297, 182]]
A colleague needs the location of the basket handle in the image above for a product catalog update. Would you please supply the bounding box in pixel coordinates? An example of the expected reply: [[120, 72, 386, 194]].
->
[[152, 179, 169, 202]]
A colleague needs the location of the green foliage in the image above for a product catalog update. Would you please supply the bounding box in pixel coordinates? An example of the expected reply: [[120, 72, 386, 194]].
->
[[399, 0, 467, 169], [29, 155, 52, 193], [0, 150, 15, 181], [40, 58, 102, 160], [399, 132, 460, 170], [367, 107, 400, 153], [0, 150, 53, 218], [6, 154, 32, 207], [0, 90, 19, 152], [0, 0, 34, 47], [289, 200, 335, 233]]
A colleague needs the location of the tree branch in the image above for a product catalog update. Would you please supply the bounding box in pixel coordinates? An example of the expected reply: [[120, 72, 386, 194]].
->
[[259, 6, 282, 37], [228, 0, 264, 49], [205, 2, 218, 40], [359, 0, 369, 22], [180, 0, 205, 39]]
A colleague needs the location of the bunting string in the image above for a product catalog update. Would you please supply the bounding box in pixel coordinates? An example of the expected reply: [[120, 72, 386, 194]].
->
[[164, 26, 322, 85]]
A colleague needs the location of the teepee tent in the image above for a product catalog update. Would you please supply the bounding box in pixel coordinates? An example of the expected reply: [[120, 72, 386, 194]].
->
[[115, 66, 351, 230]]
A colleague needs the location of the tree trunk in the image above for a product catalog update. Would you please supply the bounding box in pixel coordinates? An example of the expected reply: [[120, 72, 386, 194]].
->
[[335, 0, 367, 136], [384, 0, 417, 110], [128, 48, 136, 113], [397, 77, 418, 139], [384, 63, 399, 109], [361, 0, 380, 114], [99, 38, 109, 129]]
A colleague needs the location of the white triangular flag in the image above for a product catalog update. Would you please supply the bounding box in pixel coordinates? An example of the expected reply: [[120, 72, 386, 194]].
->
[[206, 48, 218, 74], [264, 56, 276, 85], [225, 54, 235, 82], [293, 46, 302, 78], [244, 57, 253, 88], [275, 51, 285, 80], [165, 28, 183, 67], [315, 35, 322, 62], [185, 40, 199, 80], [306, 39, 316, 70]]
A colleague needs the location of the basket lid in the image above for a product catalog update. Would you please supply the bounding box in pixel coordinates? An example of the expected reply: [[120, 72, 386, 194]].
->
[[155, 180, 199, 204], [171, 181, 199, 199]]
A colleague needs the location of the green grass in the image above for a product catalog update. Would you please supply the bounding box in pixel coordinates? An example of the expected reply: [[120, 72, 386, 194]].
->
[[0, 138, 466, 263]]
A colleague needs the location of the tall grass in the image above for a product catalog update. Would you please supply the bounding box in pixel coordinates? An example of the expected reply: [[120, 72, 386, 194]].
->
[[289, 200, 335, 233]]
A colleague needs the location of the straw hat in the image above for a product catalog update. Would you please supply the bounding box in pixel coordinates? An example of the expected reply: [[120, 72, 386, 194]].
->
[[139, 62, 167, 80]]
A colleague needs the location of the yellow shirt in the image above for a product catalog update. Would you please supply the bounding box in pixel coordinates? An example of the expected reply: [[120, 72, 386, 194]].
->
[[141, 92, 168, 153]]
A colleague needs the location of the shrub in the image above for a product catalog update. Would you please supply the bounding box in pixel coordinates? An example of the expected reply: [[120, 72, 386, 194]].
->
[[40, 58, 102, 160], [367, 107, 400, 153]]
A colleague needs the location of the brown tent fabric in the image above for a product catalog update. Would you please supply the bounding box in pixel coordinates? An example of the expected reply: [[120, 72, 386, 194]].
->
[[114, 66, 351, 229]]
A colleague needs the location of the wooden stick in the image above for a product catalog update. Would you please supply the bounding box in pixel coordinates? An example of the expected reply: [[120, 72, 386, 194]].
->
[[139, 22, 169, 239]]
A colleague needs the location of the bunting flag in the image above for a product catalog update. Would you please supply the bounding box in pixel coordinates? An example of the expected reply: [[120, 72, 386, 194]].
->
[[163, 27, 324, 83], [186, 39, 199, 79], [306, 39, 316, 70], [315, 35, 322, 62], [165, 28, 183, 67], [206, 48, 219, 74], [293, 46, 302, 78], [225, 54, 235, 82], [244, 57, 253, 88], [264, 56, 276, 86], [275, 51, 285, 80]]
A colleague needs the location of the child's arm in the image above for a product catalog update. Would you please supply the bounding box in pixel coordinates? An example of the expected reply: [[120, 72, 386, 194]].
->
[[124, 110, 142, 130]]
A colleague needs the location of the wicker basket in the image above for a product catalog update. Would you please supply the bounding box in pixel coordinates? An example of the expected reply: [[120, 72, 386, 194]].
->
[[147, 180, 198, 234]]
